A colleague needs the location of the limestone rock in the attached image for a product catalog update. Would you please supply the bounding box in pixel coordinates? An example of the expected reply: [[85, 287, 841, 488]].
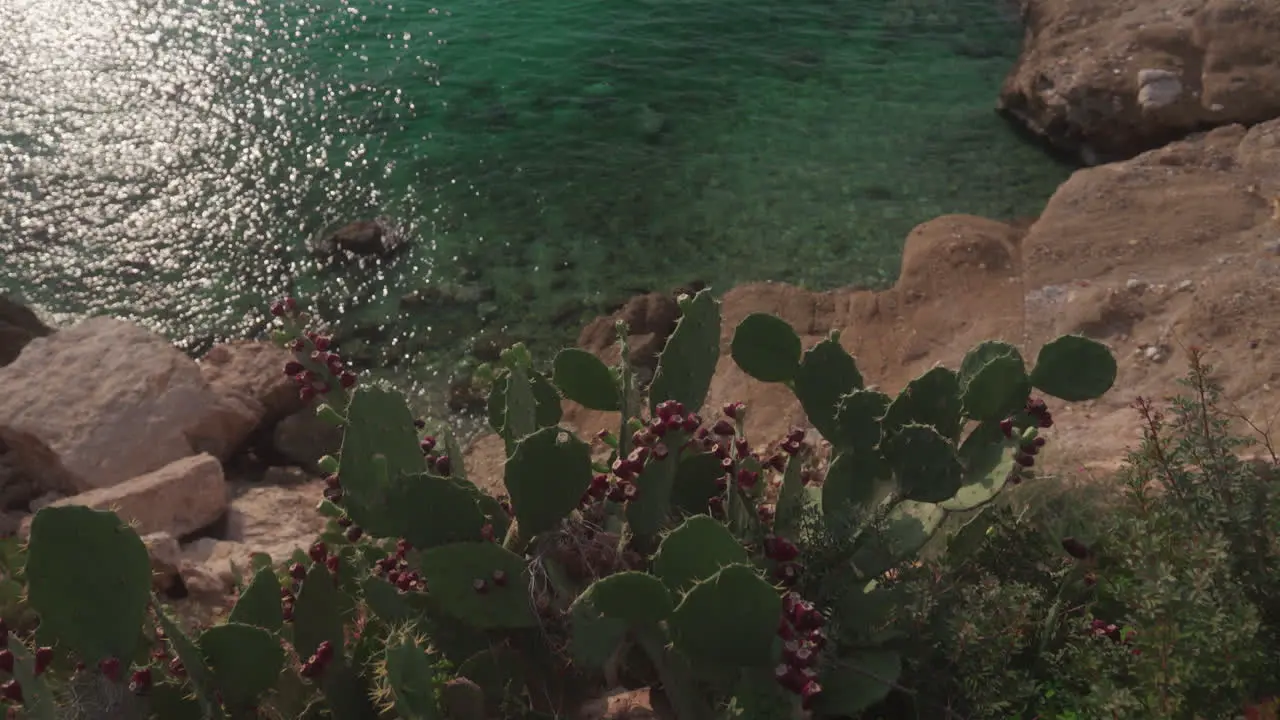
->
[[24, 453, 228, 539], [196, 340, 306, 461], [0, 317, 220, 494], [0, 297, 52, 368], [272, 409, 343, 471], [999, 0, 1280, 163]]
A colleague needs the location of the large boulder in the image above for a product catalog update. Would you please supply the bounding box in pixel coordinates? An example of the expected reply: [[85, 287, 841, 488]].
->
[[21, 453, 228, 539], [196, 340, 306, 460], [0, 318, 220, 494], [999, 0, 1280, 164], [0, 297, 52, 368]]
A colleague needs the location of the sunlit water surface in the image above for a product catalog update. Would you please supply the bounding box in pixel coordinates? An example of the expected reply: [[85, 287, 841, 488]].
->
[[0, 0, 1070, 419]]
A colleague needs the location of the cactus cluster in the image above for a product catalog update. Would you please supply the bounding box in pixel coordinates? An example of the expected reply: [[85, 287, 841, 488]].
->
[[3, 291, 1116, 719]]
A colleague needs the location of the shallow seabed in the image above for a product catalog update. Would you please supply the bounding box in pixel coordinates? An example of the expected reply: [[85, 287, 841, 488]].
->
[[0, 0, 1070, 419]]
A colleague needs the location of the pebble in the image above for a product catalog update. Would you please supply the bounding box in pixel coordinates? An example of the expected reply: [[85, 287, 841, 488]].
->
[[1176, 279, 1195, 292], [1144, 345, 1166, 363]]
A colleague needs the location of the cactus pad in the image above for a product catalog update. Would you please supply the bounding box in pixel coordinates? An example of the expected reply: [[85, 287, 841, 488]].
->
[[939, 421, 1016, 511], [730, 312, 802, 383], [227, 565, 285, 632], [668, 564, 782, 667], [487, 369, 564, 438], [881, 366, 963, 440], [850, 500, 946, 578], [552, 348, 621, 411], [387, 473, 489, 549], [415, 542, 537, 629], [292, 562, 347, 661], [652, 514, 751, 594], [648, 288, 721, 416], [960, 349, 1031, 423], [831, 389, 890, 451], [199, 622, 286, 709], [822, 449, 891, 516], [882, 423, 964, 503], [382, 632, 444, 719], [155, 601, 224, 719], [25, 506, 151, 664], [670, 451, 725, 516], [773, 453, 809, 536], [580, 571, 674, 625], [793, 334, 864, 441], [1030, 334, 1117, 401], [626, 452, 678, 536], [568, 593, 628, 670], [503, 426, 593, 537], [812, 650, 901, 716]]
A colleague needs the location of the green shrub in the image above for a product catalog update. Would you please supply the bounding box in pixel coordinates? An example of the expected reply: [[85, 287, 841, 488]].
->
[[877, 351, 1280, 720]]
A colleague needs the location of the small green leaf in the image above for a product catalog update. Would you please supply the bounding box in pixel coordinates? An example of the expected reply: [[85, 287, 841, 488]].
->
[[730, 313, 803, 383], [552, 348, 621, 411]]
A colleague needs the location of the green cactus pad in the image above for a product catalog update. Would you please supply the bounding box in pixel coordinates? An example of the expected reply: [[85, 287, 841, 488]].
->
[[831, 389, 890, 451], [339, 386, 425, 532], [773, 453, 808, 537], [552, 348, 621, 411], [387, 473, 489, 549], [960, 352, 1031, 423], [487, 369, 564, 438], [626, 452, 678, 536], [145, 682, 205, 720], [939, 421, 1017, 511], [945, 506, 996, 558], [503, 426, 593, 537], [668, 564, 782, 667], [882, 424, 965, 503], [458, 647, 526, 714], [793, 335, 864, 442], [198, 622, 286, 709], [648, 288, 721, 416], [360, 576, 418, 625], [831, 582, 907, 644], [227, 566, 284, 632], [567, 593, 629, 670], [292, 562, 347, 661], [730, 312, 802, 383], [443, 429, 469, 482], [958, 340, 1021, 382], [155, 601, 224, 719], [8, 640, 57, 720], [652, 514, 750, 594], [415, 542, 537, 629], [670, 451, 725, 515], [1030, 334, 1118, 401], [880, 366, 963, 440], [382, 634, 444, 719], [812, 650, 901, 716], [581, 571, 674, 625], [25, 506, 152, 664], [850, 500, 946, 579], [822, 449, 891, 516]]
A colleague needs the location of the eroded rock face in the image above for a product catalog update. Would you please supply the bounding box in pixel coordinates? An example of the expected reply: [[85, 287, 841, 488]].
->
[[999, 0, 1280, 164], [0, 318, 219, 494]]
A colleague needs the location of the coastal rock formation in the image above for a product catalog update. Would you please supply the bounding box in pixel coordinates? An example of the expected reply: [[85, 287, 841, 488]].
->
[[196, 340, 305, 460], [560, 119, 1280, 470], [0, 297, 51, 368], [0, 318, 220, 495], [310, 218, 406, 258], [999, 0, 1280, 164]]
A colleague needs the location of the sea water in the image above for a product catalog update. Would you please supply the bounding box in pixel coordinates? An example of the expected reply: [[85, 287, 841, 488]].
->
[[0, 0, 1071, 418]]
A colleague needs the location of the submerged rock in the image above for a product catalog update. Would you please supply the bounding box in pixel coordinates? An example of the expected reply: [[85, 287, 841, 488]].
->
[[310, 217, 407, 258]]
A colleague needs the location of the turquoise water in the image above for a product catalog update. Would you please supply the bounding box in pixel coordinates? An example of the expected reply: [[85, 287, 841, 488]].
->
[[0, 0, 1071, 416]]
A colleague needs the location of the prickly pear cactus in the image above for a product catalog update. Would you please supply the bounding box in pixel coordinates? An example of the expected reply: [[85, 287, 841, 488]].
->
[[648, 289, 720, 416], [375, 629, 443, 719], [24, 506, 152, 666]]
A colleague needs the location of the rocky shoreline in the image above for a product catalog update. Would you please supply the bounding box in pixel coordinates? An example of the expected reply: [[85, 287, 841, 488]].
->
[[2, 0, 1279, 631]]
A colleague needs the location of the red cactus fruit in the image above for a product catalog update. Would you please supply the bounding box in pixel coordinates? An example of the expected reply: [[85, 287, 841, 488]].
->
[[1, 679, 21, 704], [711, 419, 735, 436], [492, 569, 508, 587], [168, 657, 186, 678], [99, 656, 121, 682], [129, 668, 152, 695], [999, 418, 1014, 438], [289, 562, 307, 580], [308, 542, 328, 564], [0, 650, 12, 674], [473, 578, 489, 594], [345, 525, 364, 542], [800, 681, 823, 709]]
